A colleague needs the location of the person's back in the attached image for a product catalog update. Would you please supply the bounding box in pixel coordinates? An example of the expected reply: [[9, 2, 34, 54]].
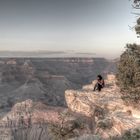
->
[[94, 75, 105, 91]]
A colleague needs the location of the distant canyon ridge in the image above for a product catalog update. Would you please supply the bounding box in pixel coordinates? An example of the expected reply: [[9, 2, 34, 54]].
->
[[0, 58, 117, 115]]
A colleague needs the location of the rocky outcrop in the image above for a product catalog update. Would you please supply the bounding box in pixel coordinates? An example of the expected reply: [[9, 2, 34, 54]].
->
[[65, 75, 140, 139], [2, 99, 65, 125], [0, 100, 67, 140]]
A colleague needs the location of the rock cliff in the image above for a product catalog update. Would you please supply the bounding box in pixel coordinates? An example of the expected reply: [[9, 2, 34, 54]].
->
[[65, 75, 140, 139], [0, 99, 67, 140], [0, 74, 140, 140]]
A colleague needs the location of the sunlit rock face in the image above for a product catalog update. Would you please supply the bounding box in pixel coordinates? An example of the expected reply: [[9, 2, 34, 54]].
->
[[0, 99, 92, 140], [65, 75, 120, 117], [65, 75, 140, 139], [0, 100, 66, 140], [2, 99, 64, 124]]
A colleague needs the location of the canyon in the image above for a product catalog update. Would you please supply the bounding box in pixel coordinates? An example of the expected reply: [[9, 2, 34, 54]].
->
[[0, 75, 139, 140], [0, 58, 116, 110], [0, 57, 119, 140]]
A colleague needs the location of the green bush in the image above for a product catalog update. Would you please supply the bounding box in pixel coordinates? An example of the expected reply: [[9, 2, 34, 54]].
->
[[117, 44, 140, 106]]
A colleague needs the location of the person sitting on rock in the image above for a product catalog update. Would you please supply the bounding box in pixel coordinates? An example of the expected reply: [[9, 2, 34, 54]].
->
[[93, 75, 105, 92]]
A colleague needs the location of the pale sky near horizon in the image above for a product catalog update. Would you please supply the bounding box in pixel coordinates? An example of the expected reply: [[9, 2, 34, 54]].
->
[[0, 0, 140, 58]]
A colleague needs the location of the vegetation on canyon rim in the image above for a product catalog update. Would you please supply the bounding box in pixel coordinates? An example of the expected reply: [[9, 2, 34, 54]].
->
[[117, 44, 140, 106]]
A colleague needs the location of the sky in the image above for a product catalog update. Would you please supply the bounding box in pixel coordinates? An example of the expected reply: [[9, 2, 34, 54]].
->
[[0, 0, 139, 58]]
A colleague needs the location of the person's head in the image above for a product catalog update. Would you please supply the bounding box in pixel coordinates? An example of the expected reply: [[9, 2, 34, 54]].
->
[[97, 75, 103, 80]]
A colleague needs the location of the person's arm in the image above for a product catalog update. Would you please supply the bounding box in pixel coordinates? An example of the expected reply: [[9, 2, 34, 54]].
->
[[98, 80, 104, 86]]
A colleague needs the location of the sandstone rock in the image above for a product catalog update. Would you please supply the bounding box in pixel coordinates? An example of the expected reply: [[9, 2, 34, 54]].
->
[[65, 75, 140, 139], [107, 74, 116, 82]]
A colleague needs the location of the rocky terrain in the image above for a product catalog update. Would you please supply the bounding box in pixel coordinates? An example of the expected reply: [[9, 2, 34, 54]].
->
[[0, 75, 140, 140], [66, 75, 140, 139], [0, 58, 116, 111]]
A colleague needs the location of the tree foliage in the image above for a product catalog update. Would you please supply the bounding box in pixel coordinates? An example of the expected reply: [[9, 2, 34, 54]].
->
[[117, 44, 140, 105]]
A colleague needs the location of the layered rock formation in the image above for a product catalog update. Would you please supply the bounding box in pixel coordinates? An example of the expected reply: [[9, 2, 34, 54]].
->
[[0, 99, 92, 140], [0, 100, 66, 140], [0, 58, 116, 110], [2, 74, 140, 140], [65, 75, 140, 139]]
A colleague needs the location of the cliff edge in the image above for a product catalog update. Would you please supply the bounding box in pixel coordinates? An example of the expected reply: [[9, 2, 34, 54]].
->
[[65, 75, 140, 139]]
